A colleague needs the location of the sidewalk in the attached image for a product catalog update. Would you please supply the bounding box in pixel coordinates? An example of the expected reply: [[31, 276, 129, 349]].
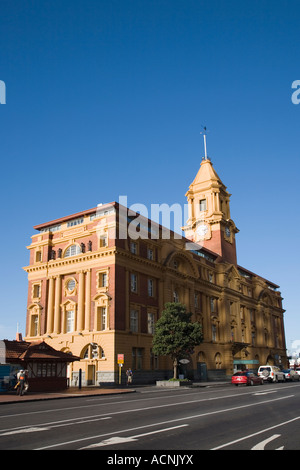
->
[[0, 386, 136, 404], [0, 381, 231, 405]]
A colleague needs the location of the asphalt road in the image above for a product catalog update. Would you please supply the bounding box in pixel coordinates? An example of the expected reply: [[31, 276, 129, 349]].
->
[[0, 381, 299, 452]]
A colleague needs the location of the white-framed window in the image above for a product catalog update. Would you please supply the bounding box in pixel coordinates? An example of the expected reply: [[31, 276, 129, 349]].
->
[[147, 247, 154, 260], [67, 217, 84, 227], [147, 313, 155, 334], [64, 244, 81, 258], [131, 273, 138, 293], [130, 309, 138, 332], [66, 310, 75, 333], [101, 273, 108, 287]]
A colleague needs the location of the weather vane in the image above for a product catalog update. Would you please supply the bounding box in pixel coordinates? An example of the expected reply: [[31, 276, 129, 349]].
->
[[200, 125, 209, 160]]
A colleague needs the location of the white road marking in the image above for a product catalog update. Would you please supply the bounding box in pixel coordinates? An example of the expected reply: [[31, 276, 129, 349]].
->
[[0, 416, 111, 435], [2, 384, 297, 420], [0, 427, 50, 436], [34, 394, 294, 449], [211, 415, 300, 450], [251, 434, 281, 450], [80, 424, 189, 449]]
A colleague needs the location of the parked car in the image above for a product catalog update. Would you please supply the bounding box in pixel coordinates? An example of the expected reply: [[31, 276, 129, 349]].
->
[[295, 368, 300, 376], [232, 371, 264, 386], [257, 365, 285, 383], [282, 369, 300, 381]]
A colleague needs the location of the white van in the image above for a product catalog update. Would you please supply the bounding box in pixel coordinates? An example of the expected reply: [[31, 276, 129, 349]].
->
[[258, 365, 285, 383]]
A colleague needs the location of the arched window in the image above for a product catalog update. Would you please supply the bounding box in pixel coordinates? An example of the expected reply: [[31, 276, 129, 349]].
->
[[83, 344, 105, 360], [64, 244, 81, 258]]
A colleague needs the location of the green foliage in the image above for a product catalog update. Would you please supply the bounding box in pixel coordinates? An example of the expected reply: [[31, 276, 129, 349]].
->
[[152, 302, 203, 378]]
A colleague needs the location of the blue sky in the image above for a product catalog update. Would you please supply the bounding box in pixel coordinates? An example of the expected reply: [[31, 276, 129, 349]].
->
[[0, 0, 299, 355]]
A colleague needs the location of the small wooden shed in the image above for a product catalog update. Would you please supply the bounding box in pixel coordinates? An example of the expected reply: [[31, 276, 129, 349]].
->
[[3, 339, 79, 391]]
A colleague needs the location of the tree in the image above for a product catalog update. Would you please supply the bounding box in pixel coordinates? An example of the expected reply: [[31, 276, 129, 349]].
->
[[152, 302, 203, 379]]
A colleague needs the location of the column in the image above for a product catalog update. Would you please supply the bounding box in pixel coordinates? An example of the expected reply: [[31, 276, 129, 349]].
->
[[46, 277, 55, 334], [53, 275, 61, 334], [77, 271, 85, 332], [84, 269, 91, 331]]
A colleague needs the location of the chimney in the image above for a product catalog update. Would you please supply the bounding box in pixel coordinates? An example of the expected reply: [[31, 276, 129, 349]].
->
[[16, 333, 23, 342]]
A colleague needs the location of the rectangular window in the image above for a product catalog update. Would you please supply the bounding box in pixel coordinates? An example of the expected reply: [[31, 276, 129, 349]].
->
[[130, 242, 137, 254], [66, 310, 75, 333], [212, 324, 217, 342], [131, 273, 138, 293], [130, 309, 138, 332], [100, 235, 108, 247], [67, 217, 84, 227], [147, 313, 155, 334], [101, 307, 107, 330], [132, 348, 143, 370], [101, 273, 108, 287], [31, 315, 39, 336], [147, 248, 154, 260], [150, 349, 159, 370], [33, 284, 41, 298], [148, 279, 154, 297], [199, 199, 207, 211]]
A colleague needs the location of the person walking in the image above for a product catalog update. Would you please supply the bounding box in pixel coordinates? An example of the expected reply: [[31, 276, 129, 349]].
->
[[18, 370, 27, 396], [126, 368, 133, 386]]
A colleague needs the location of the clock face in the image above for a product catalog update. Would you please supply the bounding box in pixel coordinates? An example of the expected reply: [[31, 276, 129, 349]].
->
[[197, 223, 208, 237], [225, 226, 231, 237]]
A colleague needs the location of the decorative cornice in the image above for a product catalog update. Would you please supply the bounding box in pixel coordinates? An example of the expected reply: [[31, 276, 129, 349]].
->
[[23, 248, 117, 273]]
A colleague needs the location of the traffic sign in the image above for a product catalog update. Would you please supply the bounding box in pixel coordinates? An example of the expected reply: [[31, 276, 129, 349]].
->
[[117, 354, 124, 364]]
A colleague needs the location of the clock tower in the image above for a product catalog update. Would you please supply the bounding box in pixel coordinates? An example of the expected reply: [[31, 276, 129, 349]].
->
[[183, 156, 239, 265]]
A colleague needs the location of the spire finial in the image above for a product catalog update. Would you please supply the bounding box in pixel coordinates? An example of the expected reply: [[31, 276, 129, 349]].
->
[[200, 125, 209, 160]]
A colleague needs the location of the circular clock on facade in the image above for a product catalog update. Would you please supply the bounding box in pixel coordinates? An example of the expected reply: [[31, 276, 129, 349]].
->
[[197, 223, 208, 237], [225, 226, 231, 237]]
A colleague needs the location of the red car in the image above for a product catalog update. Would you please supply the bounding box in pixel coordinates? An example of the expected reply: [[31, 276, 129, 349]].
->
[[232, 371, 264, 386]]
